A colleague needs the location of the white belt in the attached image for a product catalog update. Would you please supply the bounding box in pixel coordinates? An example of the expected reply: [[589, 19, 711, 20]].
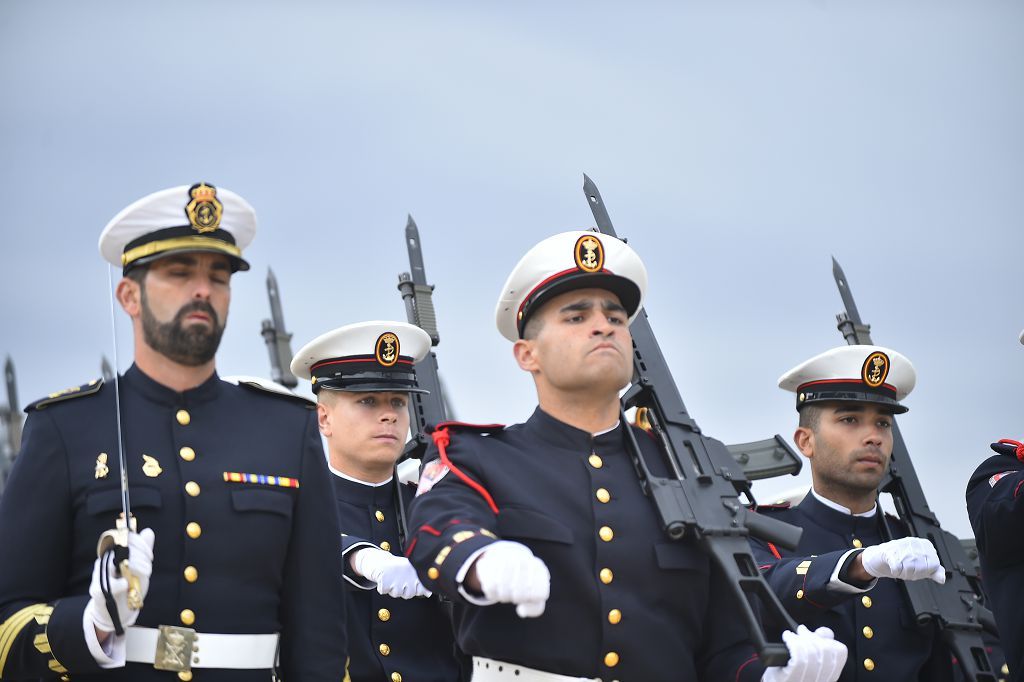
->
[[126, 626, 279, 670], [472, 657, 600, 682]]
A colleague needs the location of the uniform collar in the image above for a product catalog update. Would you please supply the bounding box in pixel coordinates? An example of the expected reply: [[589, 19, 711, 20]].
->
[[123, 363, 222, 407], [810, 487, 878, 518], [331, 469, 396, 505], [525, 407, 623, 452], [797, 490, 882, 537]]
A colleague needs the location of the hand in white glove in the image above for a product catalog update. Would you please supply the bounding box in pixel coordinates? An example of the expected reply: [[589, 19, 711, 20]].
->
[[472, 540, 550, 619], [860, 537, 945, 584], [762, 625, 848, 682], [85, 528, 155, 634], [352, 548, 432, 599]]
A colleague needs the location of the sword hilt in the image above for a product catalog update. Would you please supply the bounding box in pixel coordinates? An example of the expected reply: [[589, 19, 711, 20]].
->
[[97, 515, 144, 610]]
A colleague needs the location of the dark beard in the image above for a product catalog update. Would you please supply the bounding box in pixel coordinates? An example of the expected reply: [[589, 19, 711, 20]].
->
[[141, 288, 224, 367]]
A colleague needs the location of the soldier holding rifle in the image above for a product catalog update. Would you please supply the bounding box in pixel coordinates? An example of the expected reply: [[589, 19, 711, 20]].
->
[[750, 345, 955, 681], [0, 183, 346, 680], [407, 231, 846, 682]]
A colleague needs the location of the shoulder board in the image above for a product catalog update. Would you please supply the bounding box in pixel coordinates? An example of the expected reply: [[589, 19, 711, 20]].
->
[[25, 378, 104, 412], [991, 439, 1024, 461], [428, 421, 506, 435], [753, 501, 792, 512], [223, 375, 315, 407]]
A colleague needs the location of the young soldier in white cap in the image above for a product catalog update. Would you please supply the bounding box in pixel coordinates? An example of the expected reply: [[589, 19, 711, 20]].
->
[[406, 231, 847, 682], [750, 346, 953, 681], [966, 332, 1024, 682], [0, 183, 347, 680], [291, 321, 464, 682]]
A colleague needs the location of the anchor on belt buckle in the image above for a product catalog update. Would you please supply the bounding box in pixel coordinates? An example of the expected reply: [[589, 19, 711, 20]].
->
[[153, 625, 198, 674]]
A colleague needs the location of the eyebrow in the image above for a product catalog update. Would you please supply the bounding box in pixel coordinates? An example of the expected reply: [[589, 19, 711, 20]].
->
[[163, 255, 198, 267], [558, 299, 627, 314]]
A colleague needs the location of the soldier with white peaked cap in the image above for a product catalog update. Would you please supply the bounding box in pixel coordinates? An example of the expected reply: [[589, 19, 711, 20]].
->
[[750, 345, 955, 681], [292, 320, 465, 681], [0, 183, 347, 680], [407, 230, 846, 682]]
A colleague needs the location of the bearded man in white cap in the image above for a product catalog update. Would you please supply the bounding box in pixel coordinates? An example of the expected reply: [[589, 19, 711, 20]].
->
[[406, 230, 847, 682], [750, 345, 952, 681], [0, 183, 346, 680]]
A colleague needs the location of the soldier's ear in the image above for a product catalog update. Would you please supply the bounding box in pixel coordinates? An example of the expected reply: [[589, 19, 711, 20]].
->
[[513, 338, 540, 373], [115, 277, 142, 317], [316, 402, 333, 437], [793, 427, 815, 459]]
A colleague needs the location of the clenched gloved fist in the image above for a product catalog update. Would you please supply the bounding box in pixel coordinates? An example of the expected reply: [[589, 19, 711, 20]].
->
[[352, 547, 432, 599], [85, 528, 155, 634], [473, 540, 550, 619], [762, 625, 848, 682], [860, 537, 945, 584]]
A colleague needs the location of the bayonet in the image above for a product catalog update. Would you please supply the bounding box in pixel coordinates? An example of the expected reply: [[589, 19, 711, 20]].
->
[[583, 174, 802, 666], [832, 257, 996, 681], [260, 268, 298, 388], [101, 356, 114, 383]]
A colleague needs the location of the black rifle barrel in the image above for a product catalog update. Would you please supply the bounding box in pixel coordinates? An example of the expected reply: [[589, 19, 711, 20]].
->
[[583, 174, 801, 666], [832, 257, 996, 681]]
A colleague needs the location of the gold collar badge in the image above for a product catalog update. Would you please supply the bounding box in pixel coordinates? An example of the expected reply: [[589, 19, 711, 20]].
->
[[185, 182, 223, 234], [376, 332, 400, 367], [574, 234, 604, 273], [862, 351, 890, 388], [95, 453, 109, 479], [142, 454, 163, 478]]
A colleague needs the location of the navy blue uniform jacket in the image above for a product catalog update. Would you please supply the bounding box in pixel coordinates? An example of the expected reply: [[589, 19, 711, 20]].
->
[[967, 445, 1024, 682], [334, 474, 463, 681], [0, 365, 347, 680], [406, 408, 764, 682], [750, 494, 951, 682]]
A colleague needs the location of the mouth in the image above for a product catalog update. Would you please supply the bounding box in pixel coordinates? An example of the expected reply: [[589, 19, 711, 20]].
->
[[590, 342, 620, 354], [373, 434, 400, 442], [854, 454, 884, 467], [185, 312, 212, 324]]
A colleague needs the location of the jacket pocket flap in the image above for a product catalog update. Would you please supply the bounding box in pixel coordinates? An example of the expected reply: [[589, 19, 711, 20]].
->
[[655, 542, 710, 572], [497, 508, 573, 544], [88, 486, 161, 515], [231, 488, 294, 517]]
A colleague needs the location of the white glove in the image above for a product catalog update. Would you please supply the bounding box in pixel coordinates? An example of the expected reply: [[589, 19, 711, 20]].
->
[[472, 540, 550, 619], [860, 537, 946, 584], [352, 548, 432, 599], [762, 625, 848, 682], [85, 528, 155, 634]]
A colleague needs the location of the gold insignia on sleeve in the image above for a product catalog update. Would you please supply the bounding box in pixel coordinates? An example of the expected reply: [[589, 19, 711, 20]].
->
[[861, 351, 890, 388], [95, 453, 109, 479], [375, 332, 400, 367], [796, 560, 812, 575], [452, 530, 476, 544], [574, 234, 605, 273], [434, 546, 452, 566], [185, 182, 223, 233], [142, 454, 163, 478]]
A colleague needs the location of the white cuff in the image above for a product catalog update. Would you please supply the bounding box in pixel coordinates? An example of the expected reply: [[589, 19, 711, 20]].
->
[[343, 542, 381, 590], [83, 609, 125, 668], [455, 546, 497, 606], [827, 549, 878, 594]]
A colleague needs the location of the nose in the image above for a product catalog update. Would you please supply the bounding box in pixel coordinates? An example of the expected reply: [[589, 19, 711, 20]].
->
[[863, 426, 884, 447], [191, 277, 212, 300], [379, 408, 398, 423]]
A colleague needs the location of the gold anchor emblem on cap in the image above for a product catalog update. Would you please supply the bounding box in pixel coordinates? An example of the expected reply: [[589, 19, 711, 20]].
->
[[142, 454, 163, 478], [574, 234, 605, 273], [95, 453, 109, 479]]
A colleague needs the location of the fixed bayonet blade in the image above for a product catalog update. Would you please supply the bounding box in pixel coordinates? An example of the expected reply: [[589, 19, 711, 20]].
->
[[583, 174, 619, 238], [832, 256, 865, 326], [406, 215, 429, 286], [101, 356, 114, 383], [267, 268, 287, 332], [4, 356, 16, 414]]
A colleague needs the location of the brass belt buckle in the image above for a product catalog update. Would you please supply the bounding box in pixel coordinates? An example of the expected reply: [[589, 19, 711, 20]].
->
[[153, 625, 198, 673]]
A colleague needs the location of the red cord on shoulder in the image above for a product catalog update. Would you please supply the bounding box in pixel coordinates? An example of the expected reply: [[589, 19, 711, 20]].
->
[[735, 653, 759, 682], [766, 542, 782, 560], [432, 427, 500, 515], [999, 439, 1024, 461]]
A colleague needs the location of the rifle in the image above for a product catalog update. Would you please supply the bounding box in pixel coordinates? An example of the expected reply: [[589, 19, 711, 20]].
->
[[583, 175, 803, 666], [396, 215, 451, 546], [832, 257, 997, 680], [260, 267, 298, 389]]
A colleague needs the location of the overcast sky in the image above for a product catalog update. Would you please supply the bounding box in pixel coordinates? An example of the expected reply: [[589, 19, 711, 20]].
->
[[1, 0, 1022, 537]]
